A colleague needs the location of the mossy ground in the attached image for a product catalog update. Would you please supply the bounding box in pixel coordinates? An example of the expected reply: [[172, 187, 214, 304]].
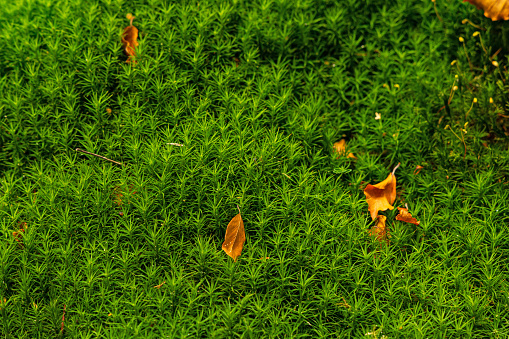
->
[[0, 0, 508, 337]]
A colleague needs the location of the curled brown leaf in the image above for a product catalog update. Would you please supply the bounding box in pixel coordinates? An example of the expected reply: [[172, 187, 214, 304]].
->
[[364, 163, 400, 220], [463, 0, 509, 21], [395, 207, 420, 225], [122, 13, 139, 63]]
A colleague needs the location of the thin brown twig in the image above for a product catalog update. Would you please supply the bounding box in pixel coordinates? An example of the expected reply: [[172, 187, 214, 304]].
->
[[76, 148, 124, 166], [490, 48, 502, 61]]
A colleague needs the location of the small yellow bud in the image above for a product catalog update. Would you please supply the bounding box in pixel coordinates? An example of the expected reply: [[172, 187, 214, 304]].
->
[[473, 31, 480, 37], [462, 19, 468, 24], [453, 86, 458, 91], [455, 74, 459, 78], [394, 84, 400, 88], [451, 60, 457, 66], [126, 13, 134, 20], [459, 37, 464, 43], [492, 60, 499, 67], [489, 97, 494, 104], [473, 98, 477, 103]]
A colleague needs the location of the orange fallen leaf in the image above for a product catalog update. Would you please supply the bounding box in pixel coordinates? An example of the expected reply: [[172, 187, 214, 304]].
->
[[463, 0, 509, 21], [122, 13, 139, 63], [395, 207, 420, 225], [222, 206, 245, 262], [369, 215, 390, 245], [364, 163, 400, 220], [333, 139, 356, 159], [413, 165, 423, 175]]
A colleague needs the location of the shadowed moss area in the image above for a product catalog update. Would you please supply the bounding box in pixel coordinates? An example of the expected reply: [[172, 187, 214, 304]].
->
[[0, 0, 508, 337]]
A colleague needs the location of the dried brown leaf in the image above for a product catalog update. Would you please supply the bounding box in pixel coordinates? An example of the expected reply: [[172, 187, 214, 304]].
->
[[112, 184, 136, 206], [333, 139, 356, 159], [413, 165, 423, 175], [13, 221, 27, 246], [463, 0, 509, 21], [122, 13, 139, 63], [395, 207, 420, 225], [153, 281, 166, 289], [363, 163, 400, 220], [222, 207, 245, 261], [369, 215, 390, 245]]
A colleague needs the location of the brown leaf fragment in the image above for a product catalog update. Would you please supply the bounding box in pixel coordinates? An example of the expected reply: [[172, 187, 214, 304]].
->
[[112, 184, 136, 206], [369, 215, 390, 245], [153, 281, 166, 289], [413, 165, 423, 175], [463, 0, 509, 21], [364, 163, 400, 220], [222, 206, 245, 261], [333, 139, 356, 159], [60, 304, 66, 334], [13, 222, 27, 246], [122, 13, 139, 64], [395, 207, 420, 225]]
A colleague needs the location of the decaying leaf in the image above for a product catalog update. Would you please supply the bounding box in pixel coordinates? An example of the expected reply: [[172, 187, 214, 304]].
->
[[413, 165, 423, 175], [369, 215, 390, 245], [364, 163, 400, 220], [222, 206, 245, 261], [13, 222, 27, 246], [463, 0, 509, 21], [153, 281, 166, 289], [112, 183, 137, 206], [395, 207, 420, 225], [122, 13, 139, 63], [333, 139, 356, 159]]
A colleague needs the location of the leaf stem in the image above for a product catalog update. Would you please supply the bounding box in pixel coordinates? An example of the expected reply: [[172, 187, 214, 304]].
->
[[392, 162, 401, 176]]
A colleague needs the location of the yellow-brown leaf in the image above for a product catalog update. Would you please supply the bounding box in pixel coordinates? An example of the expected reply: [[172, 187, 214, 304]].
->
[[463, 0, 509, 21], [363, 163, 400, 220], [121, 14, 139, 63], [222, 212, 245, 261], [395, 207, 420, 225], [333, 139, 356, 159], [369, 215, 390, 245]]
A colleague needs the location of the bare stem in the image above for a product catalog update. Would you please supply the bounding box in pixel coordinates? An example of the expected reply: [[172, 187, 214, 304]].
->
[[76, 148, 124, 166]]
